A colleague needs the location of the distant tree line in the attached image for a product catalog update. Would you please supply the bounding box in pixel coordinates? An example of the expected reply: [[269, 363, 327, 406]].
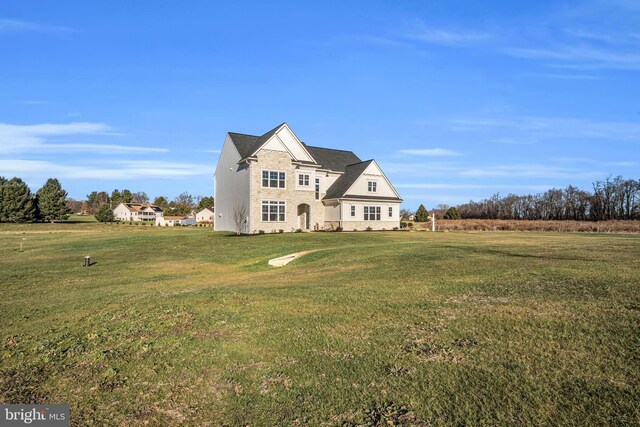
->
[[456, 176, 640, 221], [0, 177, 70, 223], [84, 189, 214, 218], [0, 177, 215, 224]]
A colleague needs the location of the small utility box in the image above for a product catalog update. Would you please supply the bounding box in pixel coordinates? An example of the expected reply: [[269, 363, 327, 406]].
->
[[84, 256, 91, 267]]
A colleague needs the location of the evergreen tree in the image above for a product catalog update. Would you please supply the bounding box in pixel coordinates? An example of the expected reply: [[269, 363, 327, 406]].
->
[[36, 178, 70, 222], [3, 177, 36, 223], [111, 189, 122, 207], [121, 189, 132, 203], [0, 176, 7, 222], [415, 204, 429, 222], [197, 196, 214, 211], [443, 207, 461, 220], [95, 204, 115, 222], [86, 191, 110, 214]]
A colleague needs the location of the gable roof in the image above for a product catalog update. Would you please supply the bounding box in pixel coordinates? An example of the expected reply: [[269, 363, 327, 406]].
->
[[323, 159, 403, 201], [227, 123, 360, 173], [228, 123, 285, 159], [323, 160, 374, 200], [120, 203, 162, 212]]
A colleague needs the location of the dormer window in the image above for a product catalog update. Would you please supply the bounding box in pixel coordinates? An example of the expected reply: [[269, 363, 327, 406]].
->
[[367, 181, 377, 192]]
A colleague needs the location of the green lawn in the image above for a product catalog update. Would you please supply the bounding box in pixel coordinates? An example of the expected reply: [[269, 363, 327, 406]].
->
[[1, 224, 638, 426]]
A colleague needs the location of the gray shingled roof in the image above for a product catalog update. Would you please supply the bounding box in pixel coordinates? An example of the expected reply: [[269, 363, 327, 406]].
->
[[303, 145, 361, 172], [323, 160, 373, 200], [323, 160, 403, 201], [227, 123, 361, 173], [228, 122, 286, 159]]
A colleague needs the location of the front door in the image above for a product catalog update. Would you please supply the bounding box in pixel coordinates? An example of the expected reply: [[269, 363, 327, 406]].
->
[[297, 204, 310, 230]]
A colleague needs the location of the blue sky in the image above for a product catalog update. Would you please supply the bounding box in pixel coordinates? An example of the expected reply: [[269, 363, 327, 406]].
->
[[0, 0, 638, 209]]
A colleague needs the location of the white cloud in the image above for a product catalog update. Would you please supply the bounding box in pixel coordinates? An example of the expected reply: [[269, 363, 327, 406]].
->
[[504, 45, 640, 70], [0, 18, 78, 34], [400, 21, 490, 46], [0, 159, 210, 180], [460, 164, 604, 180], [397, 148, 461, 156], [0, 122, 166, 154], [445, 116, 640, 141]]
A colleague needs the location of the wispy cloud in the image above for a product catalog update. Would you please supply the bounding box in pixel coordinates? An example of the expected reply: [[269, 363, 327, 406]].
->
[[0, 18, 78, 34], [504, 45, 640, 70], [399, 20, 490, 47], [460, 164, 603, 180], [445, 116, 640, 141], [0, 122, 165, 154], [0, 159, 209, 180], [397, 148, 461, 156], [536, 73, 601, 80], [396, 183, 555, 192]]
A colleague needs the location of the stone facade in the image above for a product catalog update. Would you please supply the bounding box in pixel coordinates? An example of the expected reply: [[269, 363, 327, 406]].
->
[[248, 150, 325, 233]]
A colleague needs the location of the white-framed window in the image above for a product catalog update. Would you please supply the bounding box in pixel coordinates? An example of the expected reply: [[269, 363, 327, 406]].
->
[[262, 170, 286, 188], [261, 200, 286, 222], [388, 207, 393, 217], [315, 178, 320, 200], [351, 205, 356, 217], [298, 174, 310, 186], [367, 181, 377, 192], [364, 206, 381, 220]]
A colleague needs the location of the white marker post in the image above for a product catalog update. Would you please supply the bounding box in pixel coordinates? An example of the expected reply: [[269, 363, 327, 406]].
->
[[431, 213, 436, 231]]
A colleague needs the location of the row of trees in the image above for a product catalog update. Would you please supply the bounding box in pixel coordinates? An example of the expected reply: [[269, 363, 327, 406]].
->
[[79, 190, 214, 217], [456, 176, 640, 221], [0, 177, 70, 223]]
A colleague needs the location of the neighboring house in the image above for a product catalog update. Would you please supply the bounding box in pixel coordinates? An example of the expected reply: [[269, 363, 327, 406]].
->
[[113, 203, 164, 222], [214, 122, 402, 233], [155, 215, 196, 227], [196, 207, 215, 223]]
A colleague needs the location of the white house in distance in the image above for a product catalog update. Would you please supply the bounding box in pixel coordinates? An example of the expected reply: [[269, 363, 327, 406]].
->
[[155, 215, 197, 227], [113, 203, 164, 222], [196, 207, 215, 223], [214, 122, 402, 233]]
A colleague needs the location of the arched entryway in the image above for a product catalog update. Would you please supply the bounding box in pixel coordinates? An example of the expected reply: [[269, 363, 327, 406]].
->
[[297, 204, 310, 230]]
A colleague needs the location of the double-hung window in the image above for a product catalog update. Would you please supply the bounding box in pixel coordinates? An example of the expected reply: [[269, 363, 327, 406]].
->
[[351, 205, 356, 217], [315, 178, 320, 200], [298, 174, 310, 186], [261, 201, 286, 222], [262, 170, 285, 188], [388, 207, 393, 217], [367, 181, 377, 192], [364, 206, 381, 220]]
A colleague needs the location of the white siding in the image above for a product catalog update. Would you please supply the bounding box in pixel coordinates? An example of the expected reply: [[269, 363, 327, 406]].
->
[[324, 201, 341, 221], [113, 203, 132, 221], [275, 126, 314, 162], [345, 161, 399, 198], [214, 135, 251, 232], [342, 201, 401, 222]]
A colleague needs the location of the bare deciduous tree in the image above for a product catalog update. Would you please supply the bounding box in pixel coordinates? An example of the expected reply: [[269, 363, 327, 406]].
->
[[233, 203, 248, 235]]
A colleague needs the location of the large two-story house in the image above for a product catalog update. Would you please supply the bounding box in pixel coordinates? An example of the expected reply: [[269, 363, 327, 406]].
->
[[214, 123, 402, 233]]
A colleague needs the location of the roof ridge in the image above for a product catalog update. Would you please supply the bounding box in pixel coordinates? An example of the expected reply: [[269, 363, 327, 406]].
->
[[228, 131, 259, 138], [345, 159, 373, 167], [305, 144, 356, 153]]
